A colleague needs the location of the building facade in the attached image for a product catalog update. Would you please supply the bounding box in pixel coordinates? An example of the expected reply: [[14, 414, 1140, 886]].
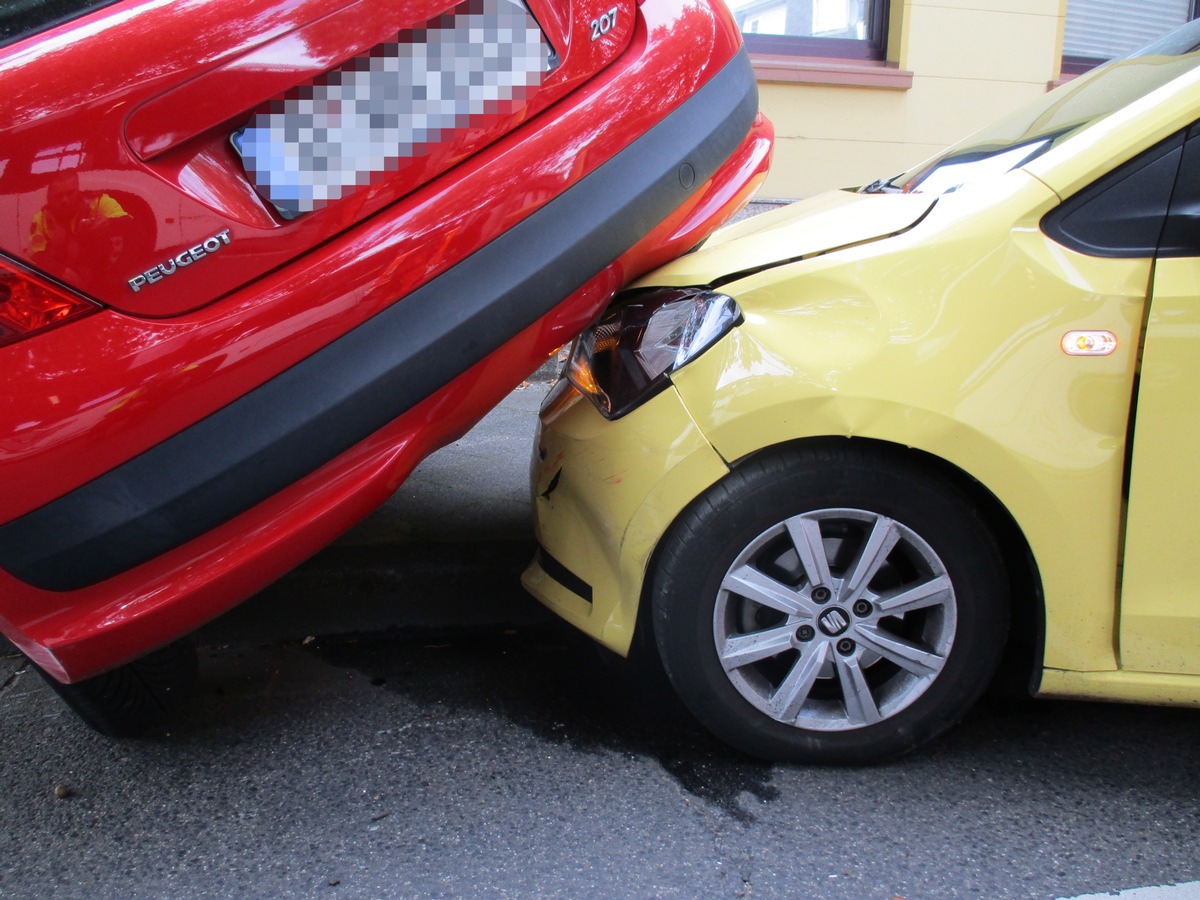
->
[[750, 0, 1199, 198]]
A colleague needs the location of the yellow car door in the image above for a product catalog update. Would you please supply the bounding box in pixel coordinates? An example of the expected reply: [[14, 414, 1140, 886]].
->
[[1121, 126, 1200, 675]]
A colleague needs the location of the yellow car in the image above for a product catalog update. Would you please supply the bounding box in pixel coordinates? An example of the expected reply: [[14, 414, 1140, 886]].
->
[[523, 20, 1200, 763]]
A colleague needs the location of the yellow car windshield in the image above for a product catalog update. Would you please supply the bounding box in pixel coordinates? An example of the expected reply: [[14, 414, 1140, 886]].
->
[[871, 18, 1200, 195]]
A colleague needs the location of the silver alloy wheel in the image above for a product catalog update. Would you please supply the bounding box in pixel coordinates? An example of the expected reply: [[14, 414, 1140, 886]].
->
[[713, 507, 956, 732]]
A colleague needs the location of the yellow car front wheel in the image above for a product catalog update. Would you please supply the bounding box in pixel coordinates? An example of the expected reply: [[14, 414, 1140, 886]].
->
[[649, 440, 1010, 764]]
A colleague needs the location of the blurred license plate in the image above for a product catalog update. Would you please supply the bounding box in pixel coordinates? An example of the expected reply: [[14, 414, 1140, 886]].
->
[[232, 0, 557, 219]]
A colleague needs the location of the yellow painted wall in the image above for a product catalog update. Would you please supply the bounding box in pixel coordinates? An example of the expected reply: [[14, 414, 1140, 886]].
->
[[757, 0, 1067, 198]]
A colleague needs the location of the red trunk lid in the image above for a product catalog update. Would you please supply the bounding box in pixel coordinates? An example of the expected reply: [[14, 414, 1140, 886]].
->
[[0, 0, 631, 316]]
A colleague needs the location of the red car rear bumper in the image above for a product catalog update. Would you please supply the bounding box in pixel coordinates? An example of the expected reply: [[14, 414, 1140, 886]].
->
[[0, 0, 772, 682]]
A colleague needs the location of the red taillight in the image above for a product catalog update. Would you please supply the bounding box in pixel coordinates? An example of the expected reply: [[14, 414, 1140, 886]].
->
[[0, 260, 100, 347]]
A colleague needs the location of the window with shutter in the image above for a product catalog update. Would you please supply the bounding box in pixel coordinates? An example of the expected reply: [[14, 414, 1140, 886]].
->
[[1064, 0, 1198, 72]]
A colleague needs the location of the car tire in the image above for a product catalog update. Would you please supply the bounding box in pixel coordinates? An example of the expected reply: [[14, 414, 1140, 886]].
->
[[649, 441, 1009, 764], [38, 638, 198, 738]]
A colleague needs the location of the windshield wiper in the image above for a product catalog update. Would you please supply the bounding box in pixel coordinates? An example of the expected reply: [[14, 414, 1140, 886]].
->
[[859, 177, 905, 194]]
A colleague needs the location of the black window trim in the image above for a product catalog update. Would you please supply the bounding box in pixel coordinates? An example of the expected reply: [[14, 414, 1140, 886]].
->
[[1040, 130, 1186, 259]]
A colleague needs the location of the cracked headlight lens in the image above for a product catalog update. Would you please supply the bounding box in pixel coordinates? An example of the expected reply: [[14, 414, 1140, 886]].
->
[[568, 287, 740, 419]]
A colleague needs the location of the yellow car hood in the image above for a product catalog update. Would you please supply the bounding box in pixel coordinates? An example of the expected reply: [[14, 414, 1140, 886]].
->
[[636, 189, 937, 287]]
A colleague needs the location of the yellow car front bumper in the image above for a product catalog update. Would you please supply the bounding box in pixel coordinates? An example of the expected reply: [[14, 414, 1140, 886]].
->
[[521, 379, 729, 655]]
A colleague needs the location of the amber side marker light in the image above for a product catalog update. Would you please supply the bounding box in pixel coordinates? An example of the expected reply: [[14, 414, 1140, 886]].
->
[[0, 260, 101, 348], [1061, 330, 1117, 357]]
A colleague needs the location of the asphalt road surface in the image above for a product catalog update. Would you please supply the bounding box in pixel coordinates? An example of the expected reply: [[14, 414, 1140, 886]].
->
[[3, 381, 1199, 900]]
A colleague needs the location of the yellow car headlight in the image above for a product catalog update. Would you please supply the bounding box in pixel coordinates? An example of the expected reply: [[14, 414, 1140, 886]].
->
[[567, 287, 741, 419]]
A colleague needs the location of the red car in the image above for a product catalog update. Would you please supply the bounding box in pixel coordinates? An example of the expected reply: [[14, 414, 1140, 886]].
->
[[0, 0, 771, 734]]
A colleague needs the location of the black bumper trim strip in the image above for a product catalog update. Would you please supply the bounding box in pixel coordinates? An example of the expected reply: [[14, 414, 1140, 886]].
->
[[537, 545, 593, 603], [0, 48, 758, 592]]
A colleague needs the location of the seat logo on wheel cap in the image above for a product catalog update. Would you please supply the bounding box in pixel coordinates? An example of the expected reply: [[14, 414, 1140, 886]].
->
[[817, 607, 851, 637]]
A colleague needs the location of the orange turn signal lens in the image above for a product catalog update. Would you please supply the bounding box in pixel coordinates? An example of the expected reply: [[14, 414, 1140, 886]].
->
[[1061, 330, 1117, 357]]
